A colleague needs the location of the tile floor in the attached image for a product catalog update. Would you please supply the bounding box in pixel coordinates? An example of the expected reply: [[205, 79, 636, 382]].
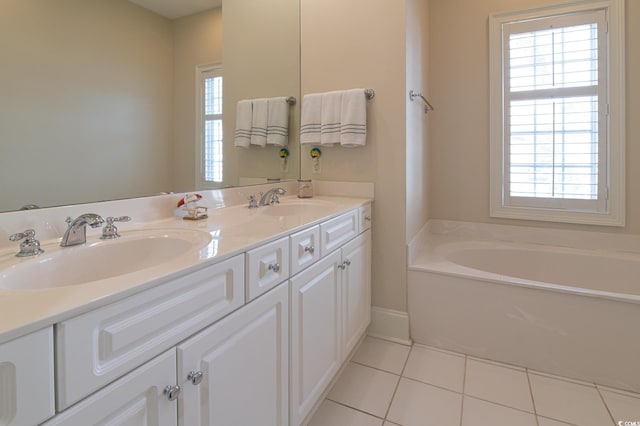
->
[[308, 336, 640, 426]]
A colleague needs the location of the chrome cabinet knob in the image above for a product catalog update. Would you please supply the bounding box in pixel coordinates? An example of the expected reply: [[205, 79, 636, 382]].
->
[[344, 259, 351, 266], [188, 371, 204, 386], [268, 263, 281, 273], [364, 215, 372, 222], [164, 385, 181, 401], [304, 246, 315, 254], [338, 263, 346, 270]]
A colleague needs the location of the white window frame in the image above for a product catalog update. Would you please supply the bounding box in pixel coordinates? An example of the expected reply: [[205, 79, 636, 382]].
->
[[196, 63, 223, 189], [489, 0, 625, 226]]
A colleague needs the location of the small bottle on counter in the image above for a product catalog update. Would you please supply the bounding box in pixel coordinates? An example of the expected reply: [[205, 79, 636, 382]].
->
[[298, 180, 313, 198]]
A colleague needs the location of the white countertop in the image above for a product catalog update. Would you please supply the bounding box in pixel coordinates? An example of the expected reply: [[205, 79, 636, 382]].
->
[[0, 195, 371, 344]]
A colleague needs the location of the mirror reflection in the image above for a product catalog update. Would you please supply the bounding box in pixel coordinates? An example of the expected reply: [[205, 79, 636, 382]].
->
[[0, 0, 300, 213]]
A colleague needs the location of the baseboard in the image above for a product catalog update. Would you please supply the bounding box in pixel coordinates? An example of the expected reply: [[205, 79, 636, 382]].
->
[[367, 307, 412, 346]]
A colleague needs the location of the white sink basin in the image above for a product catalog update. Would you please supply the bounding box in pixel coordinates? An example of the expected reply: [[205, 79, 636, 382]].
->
[[259, 199, 334, 216], [0, 229, 212, 291]]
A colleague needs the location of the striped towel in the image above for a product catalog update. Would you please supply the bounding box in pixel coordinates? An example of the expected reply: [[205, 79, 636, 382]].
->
[[250, 98, 268, 147], [267, 97, 289, 146], [234, 100, 252, 148], [321, 91, 342, 146], [300, 93, 321, 145], [340, 89, 367, 147]]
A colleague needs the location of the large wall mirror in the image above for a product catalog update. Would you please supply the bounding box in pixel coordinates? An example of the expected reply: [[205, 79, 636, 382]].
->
[[0, 0, 300, 213]]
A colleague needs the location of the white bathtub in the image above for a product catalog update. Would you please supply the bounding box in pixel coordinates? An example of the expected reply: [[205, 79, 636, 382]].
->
[[408, 220, 640, 393]]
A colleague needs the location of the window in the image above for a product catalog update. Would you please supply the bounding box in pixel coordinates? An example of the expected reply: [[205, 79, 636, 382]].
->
[[489, 0, 625, 226], [197, 64, 223, 186]]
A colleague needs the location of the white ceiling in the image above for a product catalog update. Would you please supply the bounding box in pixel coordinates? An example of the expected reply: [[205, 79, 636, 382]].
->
[[128, 0, 221, 20]]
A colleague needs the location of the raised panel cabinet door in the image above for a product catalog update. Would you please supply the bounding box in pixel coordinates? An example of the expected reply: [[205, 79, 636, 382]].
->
[[177, 282, 289, 426], [290, 251, 342, 426], [43, 349, 178, 426], [341, 230, 372, 357], [0, 327, 54, 426], [55, 254, 245, 410]]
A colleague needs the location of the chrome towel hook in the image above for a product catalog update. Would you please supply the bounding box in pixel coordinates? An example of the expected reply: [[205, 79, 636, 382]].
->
[[409, 90, 434, 113]]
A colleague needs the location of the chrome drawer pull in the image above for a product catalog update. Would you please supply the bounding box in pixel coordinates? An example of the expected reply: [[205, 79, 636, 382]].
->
[[188, 371, 204, 386], [268, 263, 281, 273], [164, 385, 181, 401], [304, 246, 315, 254]]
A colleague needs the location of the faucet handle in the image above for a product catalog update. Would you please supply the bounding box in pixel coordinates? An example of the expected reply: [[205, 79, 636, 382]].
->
[[101, 216, 131, 239], [248, 195, 259, 209], [9, 229, 45, 257]]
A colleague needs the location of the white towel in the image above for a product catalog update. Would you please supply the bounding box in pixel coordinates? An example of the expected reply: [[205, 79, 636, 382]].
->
[[340, 89, 367, 147], [250, 98, 268, 147], [300, 93, 321, 145], [321, 91, 342, 146], [267, 97, 289, 146], [234, 100, 252, 148]]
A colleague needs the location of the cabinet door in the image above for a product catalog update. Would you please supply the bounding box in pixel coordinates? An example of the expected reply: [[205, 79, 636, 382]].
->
[[178, 283, 289, 426], [341, 230, 372, 357], [290, 251, 342, 426], [56, 254, 244, 410], [0, 327, 54, 426], [43, 349, 177, 426]]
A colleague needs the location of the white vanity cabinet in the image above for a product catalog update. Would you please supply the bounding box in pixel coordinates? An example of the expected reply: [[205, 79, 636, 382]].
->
[[42, 349, 178, 426], [290, 229, 372, 425], [0, 327, 54, 426], [55, 254, 245, 410], [177, 281, 289, 426]]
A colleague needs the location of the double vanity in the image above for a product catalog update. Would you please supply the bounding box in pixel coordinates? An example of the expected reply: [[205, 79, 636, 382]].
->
[[0, 187, 372, 425]]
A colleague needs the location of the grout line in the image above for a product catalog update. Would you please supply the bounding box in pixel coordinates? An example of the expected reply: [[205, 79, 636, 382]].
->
[[459, 356, 467, 426], [595, 385, 618, 426], [382, 341, 413, 422], [350, 359, 405, 376], [526, 368, 540, 426], [324, 398, 387, 421], [536, 415, 580, 426]]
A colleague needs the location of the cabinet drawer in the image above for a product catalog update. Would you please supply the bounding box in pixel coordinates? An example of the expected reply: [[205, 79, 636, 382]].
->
[[56, 254, 245, 410], [320, 209, 358, 256], [359, 204, 372, 232], [290, 225, 320, 276], [44, 349, 177, 426], [246, 236, 290, 301], [0, 327, 54, 426]]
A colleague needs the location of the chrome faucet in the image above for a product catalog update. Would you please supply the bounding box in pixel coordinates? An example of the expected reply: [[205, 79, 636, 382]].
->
[[60, 213, 105, 247], [259, 187, 286, 206]]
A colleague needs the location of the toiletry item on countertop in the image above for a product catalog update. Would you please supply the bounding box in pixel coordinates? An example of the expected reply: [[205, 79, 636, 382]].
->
[[298, 180, 313, 198]]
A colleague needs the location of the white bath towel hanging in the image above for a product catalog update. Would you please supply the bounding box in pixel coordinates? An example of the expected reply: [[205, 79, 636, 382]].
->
[[340, 88, 367, 147], [250, 98, 268, 147], [234, 99, 252, 148], [320, 91, 342, 146], [267, 97, 289, 146], [300, 93, 322, 145]]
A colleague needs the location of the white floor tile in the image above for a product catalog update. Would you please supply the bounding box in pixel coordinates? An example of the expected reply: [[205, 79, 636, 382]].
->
[[529, 373, 613, 426], [308, 400, 383, 426], [382, 423, 401, 426], [351, 336, 411, 375], [464, 358, 534, 412], [537, 416, 577, 426], [600, 389, 640, 423], [327, 362, 399, 418], [403, 345, 465, 392], [387, 378, 462, 426], [461, 396, 537, 426]]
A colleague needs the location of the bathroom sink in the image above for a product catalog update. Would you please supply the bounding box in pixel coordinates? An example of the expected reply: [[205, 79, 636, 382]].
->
[[259, 199, 335, 216], [0, 229, 212, 291]]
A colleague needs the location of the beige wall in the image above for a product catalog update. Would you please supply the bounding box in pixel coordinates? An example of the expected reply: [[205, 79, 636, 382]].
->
[[429, 0, 640, 234], [301, 0, 410, 312], [406, 0, 431, 242], [223, 0, 301, 186], [0, 0, 173, 211], [172, 8, 222, 192]]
